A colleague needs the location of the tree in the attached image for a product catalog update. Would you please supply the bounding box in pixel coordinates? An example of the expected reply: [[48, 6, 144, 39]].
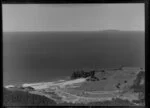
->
[[90, 70, 95, 78]]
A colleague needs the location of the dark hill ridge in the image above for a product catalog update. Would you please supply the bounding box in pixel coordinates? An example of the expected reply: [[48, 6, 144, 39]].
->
[[3, 87, 57, 106]]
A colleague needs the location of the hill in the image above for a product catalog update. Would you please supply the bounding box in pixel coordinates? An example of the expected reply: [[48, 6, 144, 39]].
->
[[3, 87, 57, 106], [3, 67, 145, 106]]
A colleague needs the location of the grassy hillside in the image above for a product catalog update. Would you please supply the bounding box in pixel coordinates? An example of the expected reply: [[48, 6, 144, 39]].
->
[[3, 87, 136, 106], [57, 98, 135, 106], [3, 69, 145, 106]]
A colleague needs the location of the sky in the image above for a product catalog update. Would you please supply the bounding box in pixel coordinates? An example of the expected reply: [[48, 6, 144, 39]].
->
[[2, 4, 144, 32]]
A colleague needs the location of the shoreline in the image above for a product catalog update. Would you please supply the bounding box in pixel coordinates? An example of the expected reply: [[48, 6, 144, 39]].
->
[[4, 66, 144, 88]]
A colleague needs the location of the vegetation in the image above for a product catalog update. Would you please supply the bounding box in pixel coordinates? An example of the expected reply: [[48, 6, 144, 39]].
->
[[116, 83, 121, 89], [86, 98, 135, 106], [130, 71, 145, 105], [3, 88, 57, 106], [86, 76, 99, 81], [131, 71, 145, 93], [101, 70, 105, 72], [101, 77, 107, 80], [71, 70, 95, 79], [70, 70, 99, 81], [58, 98, 134, 106], [19, 86, 35, 91]]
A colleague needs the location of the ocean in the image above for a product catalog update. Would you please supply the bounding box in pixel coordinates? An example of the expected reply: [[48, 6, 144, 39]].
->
[[3, 31, 145, 85]]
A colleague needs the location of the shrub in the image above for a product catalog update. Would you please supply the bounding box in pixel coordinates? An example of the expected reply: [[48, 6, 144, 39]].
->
[[70, 70, 96, 79]]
